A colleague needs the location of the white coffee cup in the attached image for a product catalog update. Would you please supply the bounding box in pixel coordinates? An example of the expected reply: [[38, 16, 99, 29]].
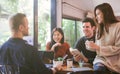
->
[[53, 60, 63, 67], [85, 40, 95, 52], [67, 59, 73, 68]]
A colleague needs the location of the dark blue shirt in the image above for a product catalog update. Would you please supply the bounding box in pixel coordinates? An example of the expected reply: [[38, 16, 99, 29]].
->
[[0, 38, 52, 74], [74, 36, 96, 64]]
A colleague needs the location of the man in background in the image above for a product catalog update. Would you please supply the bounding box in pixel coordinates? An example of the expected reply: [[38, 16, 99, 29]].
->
[[73, 18, 96, 65]]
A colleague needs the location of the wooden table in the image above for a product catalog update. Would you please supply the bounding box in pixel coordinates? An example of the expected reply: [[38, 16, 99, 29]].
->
[[46, 63, 117, 74], [56, 63, 93, 74]]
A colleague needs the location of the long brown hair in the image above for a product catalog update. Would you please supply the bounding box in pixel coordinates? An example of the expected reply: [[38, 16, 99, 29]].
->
[[94, 3, 119, 39], [50, 27, 64, 49]]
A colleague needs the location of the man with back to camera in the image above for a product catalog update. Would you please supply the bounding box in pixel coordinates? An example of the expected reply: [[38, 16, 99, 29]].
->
[[73, 18, 96, 65], [0, 13, 59, 74]]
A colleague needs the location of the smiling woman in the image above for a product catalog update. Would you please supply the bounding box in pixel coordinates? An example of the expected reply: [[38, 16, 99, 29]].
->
[[46, 27, 72, 59]]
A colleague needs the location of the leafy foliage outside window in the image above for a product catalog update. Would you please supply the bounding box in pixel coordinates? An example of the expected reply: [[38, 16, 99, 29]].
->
[[0, 0, 33, 46], [0, 0, 83, 50], [62, 19, 83, 48], [38, 0, 51, 50], [0, 0, 18, 46]]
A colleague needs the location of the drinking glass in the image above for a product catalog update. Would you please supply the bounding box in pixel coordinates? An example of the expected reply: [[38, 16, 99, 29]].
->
[[67, 58, 73, 68], [79, 60, 84, 68]]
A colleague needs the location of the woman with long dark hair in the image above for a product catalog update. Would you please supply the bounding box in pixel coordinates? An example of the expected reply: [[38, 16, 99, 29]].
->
[[85, 3, 120, 73], [46, 27, 72, 59]]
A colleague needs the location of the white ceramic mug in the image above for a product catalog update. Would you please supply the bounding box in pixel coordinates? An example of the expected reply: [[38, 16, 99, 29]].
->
[[85, 40, 95, 52], [67, 59, 73, 68], [53, 60, 63, 67]]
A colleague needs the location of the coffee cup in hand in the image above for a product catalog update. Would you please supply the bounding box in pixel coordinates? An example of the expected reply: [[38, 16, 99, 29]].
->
[[85, 40, 95, 52]]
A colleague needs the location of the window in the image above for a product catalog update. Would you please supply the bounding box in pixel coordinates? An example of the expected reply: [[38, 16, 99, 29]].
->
[[38, 0, 51, 50], [0, 0, 34, 46], [62, 19, 84, 48]]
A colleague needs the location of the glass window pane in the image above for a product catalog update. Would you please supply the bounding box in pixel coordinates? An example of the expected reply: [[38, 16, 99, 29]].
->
[[62, 19, 83, 48], [0, 0, 33, 46], [76, 21, 84, 40], [38, 0, 51, 50]]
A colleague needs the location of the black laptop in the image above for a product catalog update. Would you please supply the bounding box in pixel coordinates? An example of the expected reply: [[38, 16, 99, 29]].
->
[[38, 51, 54, 64]]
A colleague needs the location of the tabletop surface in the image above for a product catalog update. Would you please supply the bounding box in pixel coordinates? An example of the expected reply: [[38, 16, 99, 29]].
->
[[46, 63, 94, 74]]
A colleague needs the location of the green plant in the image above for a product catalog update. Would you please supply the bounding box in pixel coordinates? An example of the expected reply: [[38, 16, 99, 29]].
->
[[57, 57, 63, 61]]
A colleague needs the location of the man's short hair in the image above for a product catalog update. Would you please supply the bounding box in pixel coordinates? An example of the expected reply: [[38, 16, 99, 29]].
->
[[9, 13, 26, 31], [82, 18, 96, 27]]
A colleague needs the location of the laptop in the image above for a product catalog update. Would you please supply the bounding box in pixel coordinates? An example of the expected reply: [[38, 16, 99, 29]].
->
[[38, 51, 54, 64]]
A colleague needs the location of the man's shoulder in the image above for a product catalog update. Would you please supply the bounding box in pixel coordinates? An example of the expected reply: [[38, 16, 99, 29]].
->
[[0, 39, 36, 51], [77, 36, 87, 41], [24, 43, 37, 50], [0, 40, 10, 49], [81, 36, 87, 39]]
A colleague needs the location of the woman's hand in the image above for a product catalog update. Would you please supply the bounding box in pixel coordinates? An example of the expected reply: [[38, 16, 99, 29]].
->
[[53, 43, 61, 47], [85, 41, 100, 51], [51, 43, 61, 51]]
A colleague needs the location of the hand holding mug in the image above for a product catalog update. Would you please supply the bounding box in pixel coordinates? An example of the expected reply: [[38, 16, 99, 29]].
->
[[85, 40, 100, 51], [85, 40, 95, 51], [51, 43, 61, 51]]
